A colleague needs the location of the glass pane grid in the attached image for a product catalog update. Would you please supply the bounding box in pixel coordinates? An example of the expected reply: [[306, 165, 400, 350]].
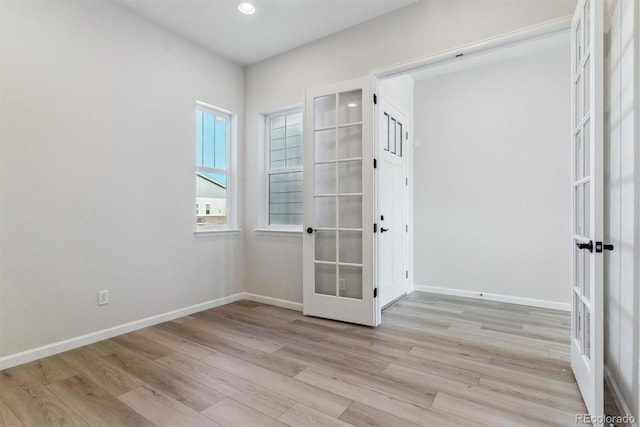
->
[[313, 90, 363, 300]]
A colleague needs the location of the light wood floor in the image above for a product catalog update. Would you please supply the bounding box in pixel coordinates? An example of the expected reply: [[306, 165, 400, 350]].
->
[[0, 292, 586, 426]]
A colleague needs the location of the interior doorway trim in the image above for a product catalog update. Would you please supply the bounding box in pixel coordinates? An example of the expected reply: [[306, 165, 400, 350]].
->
[[370, 16, 571, 80]]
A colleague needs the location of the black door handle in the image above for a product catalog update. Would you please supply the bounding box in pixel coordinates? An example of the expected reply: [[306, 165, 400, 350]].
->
[[306, 227, 314, 234], [576, 241, 593, 253], [380, 227, 389, 233]]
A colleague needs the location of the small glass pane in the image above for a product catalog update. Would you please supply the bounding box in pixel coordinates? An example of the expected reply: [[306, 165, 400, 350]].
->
[[575, 20, 583, 69], [269, 172, 303, 226], [314, 95, 336, 129], [339, 231, 362, 264], [338, 125, 362, 159], [575, 185, 583, 236], [575, 74, 583, 124], [584, 243, 591, 300], [315, 163, 336, 194], [383, 113, 389, 151], [583, 119, 591, 177], [574, 293, 583, 346], [315, 129, 336, 162], [574, 130, 583, 181], [339, 196, 362, 229], [583, 56, 590, 115], [396, 122, 403, 158], [584, 309, 591, 359], [196, 172, 227, 226], [338, 90, 362, 125], [315, 231, 336, 262], [315, 197, 336, 228], [315, 95, 336, 129], [390, 118, 397, 154], [577, 242, 584, 293], [574, 245, 581, 289], [315, 263, 336, 296], [584, 0, 591, 49], [584, 181, 590, 238], [338, 265, 362, 299], [338, 161, 362, 194]]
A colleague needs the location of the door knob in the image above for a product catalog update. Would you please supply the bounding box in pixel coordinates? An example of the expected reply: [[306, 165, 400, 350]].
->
[[576, 241, 593, 253], [380, 227, 389, 233], [306, 227, 314, 234]]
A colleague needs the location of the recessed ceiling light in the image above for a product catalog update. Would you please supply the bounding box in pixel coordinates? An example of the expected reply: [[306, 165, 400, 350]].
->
[[238, 2, 256, 15], [347, 103, 358, 108]]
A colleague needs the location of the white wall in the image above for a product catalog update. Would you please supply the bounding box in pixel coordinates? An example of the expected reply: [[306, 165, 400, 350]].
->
[[244, 0, 577, 303], [412, 46, 571, 306], [603, 0, 638, 420], [0, 0, 245, 358]]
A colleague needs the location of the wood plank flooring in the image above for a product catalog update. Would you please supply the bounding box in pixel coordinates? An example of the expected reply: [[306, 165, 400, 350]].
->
[[0, 292, 586, 426]]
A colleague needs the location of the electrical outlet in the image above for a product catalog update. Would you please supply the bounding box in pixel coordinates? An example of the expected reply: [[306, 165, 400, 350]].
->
[[98, 290, 109, 306], [339, 278, 346, 291]]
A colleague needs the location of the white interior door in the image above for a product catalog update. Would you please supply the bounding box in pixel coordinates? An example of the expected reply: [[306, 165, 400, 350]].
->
[[302, 76, 380, 326], [571, 0, 605, 421], [378, 100, 408, 307]]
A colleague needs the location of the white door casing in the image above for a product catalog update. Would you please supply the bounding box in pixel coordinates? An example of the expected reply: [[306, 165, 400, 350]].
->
[[302, 76, 380, 326], [571, 0, 605, 422], [377, 99, 408, 307]]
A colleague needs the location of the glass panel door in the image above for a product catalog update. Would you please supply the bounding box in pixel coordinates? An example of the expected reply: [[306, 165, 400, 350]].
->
[[303, 76, 378, 326], [570, 0, 604, 421]]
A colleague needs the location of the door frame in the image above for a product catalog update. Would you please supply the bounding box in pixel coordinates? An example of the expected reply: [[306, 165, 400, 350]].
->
[[369, 17, 573, 308]]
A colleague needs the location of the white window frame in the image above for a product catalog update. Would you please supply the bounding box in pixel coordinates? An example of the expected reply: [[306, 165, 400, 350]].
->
[[195, 101, 238, 234], [263, 106, 303, 232]]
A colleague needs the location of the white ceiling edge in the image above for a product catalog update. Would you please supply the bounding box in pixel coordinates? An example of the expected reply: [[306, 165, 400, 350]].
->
[[408, 30, 570, 82]]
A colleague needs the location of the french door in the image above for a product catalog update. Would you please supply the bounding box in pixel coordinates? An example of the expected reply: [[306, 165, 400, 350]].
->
[[302, 76, 380, 326], [571, 0, 604, 421]]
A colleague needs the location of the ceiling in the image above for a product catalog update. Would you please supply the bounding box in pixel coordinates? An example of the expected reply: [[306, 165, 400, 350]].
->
[[113, 0, 418, 65]]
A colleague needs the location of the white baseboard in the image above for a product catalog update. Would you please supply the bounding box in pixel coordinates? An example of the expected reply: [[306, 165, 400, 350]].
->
[[0, 292, 245, 371], [413, 285, 571, 311], [243, 293, 303, 312], [604, 366, 638, 427]]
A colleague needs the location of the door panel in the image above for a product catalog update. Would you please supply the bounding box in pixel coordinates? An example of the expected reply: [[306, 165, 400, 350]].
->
[[303, 76, 379, 326], [571, 0, 604, 422], [378, 100, 408, 308]]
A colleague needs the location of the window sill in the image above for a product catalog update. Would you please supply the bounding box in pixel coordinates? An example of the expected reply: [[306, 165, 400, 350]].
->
[[254, 228, 302, 236], [194, 228, 242, 236]]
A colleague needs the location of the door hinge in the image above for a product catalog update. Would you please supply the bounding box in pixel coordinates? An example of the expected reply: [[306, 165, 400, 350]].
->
[[405, 177, 408, 186], [373, 94, 377, 105], [406, 131, 409, 140], [373, 158, 377, 169], [406, 224, 408, 232], [373, 288, 378, 298], [373, 223, 377, 233], [406, 270, 409, 279]]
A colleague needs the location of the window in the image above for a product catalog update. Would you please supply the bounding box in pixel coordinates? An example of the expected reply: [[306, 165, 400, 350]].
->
[[267, 109, 303, 227], [383, 112, 403, 157], [196, 104, 231, 228]]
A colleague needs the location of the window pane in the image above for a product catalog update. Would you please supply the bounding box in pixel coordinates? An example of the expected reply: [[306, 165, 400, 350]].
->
[[215, 116, 227, 169], [270, 111, 303, 169], [196, 172, 227, 226], [203, 111, 215, 168], [196, 111, 203, 166], [269, 171, 303, 225]]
